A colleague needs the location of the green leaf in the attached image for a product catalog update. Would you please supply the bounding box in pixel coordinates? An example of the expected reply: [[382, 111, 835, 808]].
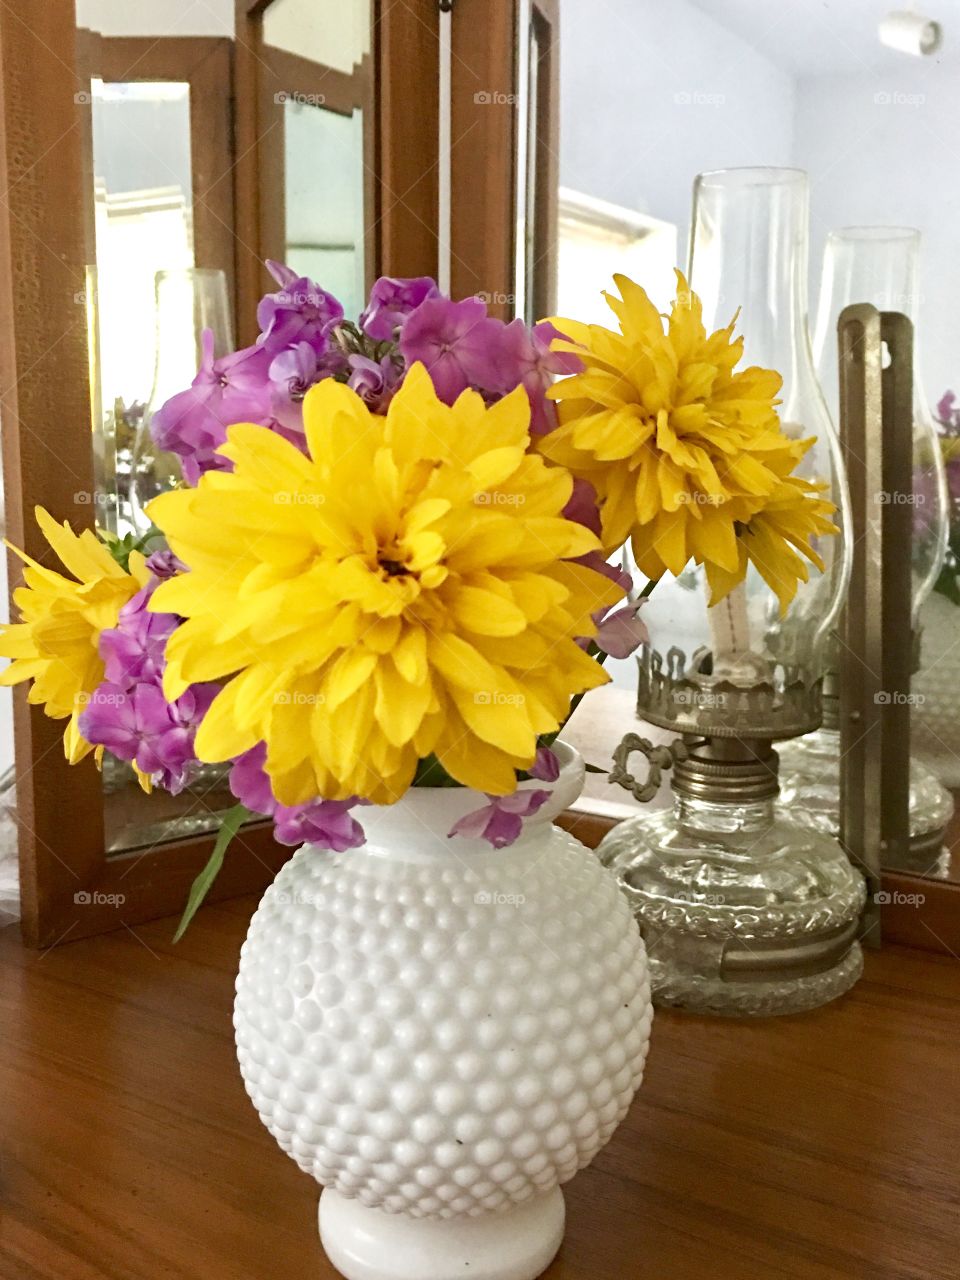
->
[[172, 804, 252, 943], [412, 754, 461, 787], [98, 524, 166, 573], [932, 561, 960, 606]]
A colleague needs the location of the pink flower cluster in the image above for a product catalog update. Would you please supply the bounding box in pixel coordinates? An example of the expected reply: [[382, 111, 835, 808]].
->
[[149, 264, 582, 485], [79, 550, 218, 794]]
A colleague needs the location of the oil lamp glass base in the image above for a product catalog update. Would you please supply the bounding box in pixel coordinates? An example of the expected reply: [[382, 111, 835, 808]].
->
[[597, 738, 866, 1017], [777, 728, 953, 875]]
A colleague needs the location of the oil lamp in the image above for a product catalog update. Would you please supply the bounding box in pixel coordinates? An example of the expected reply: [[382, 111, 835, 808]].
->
[[597, 170, 865, 1016]]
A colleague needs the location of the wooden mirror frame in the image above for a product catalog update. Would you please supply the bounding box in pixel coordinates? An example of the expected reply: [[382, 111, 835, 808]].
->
[[235, 0, 441, 342], [1, 0, 441, 948], [449, 0, 559, 321]]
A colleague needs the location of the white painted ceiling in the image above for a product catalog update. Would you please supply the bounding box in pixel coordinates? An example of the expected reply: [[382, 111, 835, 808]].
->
[[686, 0, 960, 74]]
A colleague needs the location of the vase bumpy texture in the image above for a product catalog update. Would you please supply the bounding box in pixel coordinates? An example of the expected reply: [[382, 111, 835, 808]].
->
[[234, 745, 652, 1280], [913, 593, 960, 789]]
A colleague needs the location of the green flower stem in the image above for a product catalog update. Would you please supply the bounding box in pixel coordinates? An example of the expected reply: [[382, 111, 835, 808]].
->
[[173, 803, 252, 942]]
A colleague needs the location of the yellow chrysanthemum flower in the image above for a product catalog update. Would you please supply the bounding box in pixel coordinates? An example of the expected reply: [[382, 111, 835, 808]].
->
[[537, 272, 836, 612], [698, 473, 838, 609], [147, 364, 620, 805], [0, 509, 150, 762]]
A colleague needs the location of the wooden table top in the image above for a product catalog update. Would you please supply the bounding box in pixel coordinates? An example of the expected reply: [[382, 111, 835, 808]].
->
[[1, 899, 958, 1280]]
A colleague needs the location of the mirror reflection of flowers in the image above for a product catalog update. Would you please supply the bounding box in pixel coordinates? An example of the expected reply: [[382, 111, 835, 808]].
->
[[932, 390, 960, 604], [536, 272, 837, 614], [0, 265, 836, 936]]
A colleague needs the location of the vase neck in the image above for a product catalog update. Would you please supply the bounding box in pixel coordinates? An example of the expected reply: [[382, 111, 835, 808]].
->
[[343, 744, 585, 864]]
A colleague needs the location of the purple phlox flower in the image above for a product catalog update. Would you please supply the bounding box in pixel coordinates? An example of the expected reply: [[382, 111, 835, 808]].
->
[[528, 745, 560, 782], [134, 682, 217, 793], [257, 262, 344, 353], [593, 601, 649, 659], [448, 788, 551, 849], [81, 568, 219, 793], [79, 679, 218, 795], [574, 552, 648, 658], [944, 458, 960, 507], [229, 743, 277, 815], [561, 479, 645, 656], [265, 259, 299, 288], [272, 800, 366, 850], [144, 548, 187, 580], [150, 329, 273, 485], [499, 319, 584, 434], [100, 578, 178, 687], [360, 275, 441, 342], [563, 477, 602, 537], [399, 296, 510, 404], [347, 352, 403, 413], [229, 743, 366, 851], [268, 341, 322, 434], [936, 390, 959, 430]]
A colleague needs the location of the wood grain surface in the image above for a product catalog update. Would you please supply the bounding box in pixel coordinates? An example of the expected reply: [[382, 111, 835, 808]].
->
[[1, 897, 958, 1280]]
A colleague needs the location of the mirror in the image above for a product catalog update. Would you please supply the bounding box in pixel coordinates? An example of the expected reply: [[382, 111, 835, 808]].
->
[[553, 0, 960, 886], [282, 99, 366, 317], [75, 22, 240, 854], [254, 0, 373, 317]]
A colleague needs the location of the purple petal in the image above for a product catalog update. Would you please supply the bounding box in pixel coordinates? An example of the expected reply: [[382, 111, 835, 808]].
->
[[273, 800, 365, 850], [563, 478, 602, 537], [448, 803, 496, 841], [229, 743, 277, 817], [481, 808, 524, 848], [266, 259, 299, 288], [494, 789, 551, 817], [595, 605, 649, 659], [360, 275, 440, 342], [529, 747, 560, 782], [399, 297, 509, 403]]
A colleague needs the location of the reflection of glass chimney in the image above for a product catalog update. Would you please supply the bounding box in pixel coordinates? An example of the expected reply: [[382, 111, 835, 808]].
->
[[813, 227, 947, 621], [129, 268, 234, 536], [779, 227, 954, 872]]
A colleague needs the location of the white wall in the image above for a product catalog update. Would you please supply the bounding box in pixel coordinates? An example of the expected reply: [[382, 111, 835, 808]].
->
[[75, 0, 233, 36], [559, 0, 796, 287], [560, 2, 959, 401], [794, 61, 960, 403]]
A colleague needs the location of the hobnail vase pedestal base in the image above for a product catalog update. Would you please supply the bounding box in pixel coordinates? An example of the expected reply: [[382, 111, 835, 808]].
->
[[319, 1187, 565, 1280]]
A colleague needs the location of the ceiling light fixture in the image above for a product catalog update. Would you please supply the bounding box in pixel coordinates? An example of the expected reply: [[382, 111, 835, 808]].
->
[[879, 10, 943, 56]]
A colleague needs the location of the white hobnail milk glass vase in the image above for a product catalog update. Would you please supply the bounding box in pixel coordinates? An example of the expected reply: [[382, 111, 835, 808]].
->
[[234, 742, 653, 1280]]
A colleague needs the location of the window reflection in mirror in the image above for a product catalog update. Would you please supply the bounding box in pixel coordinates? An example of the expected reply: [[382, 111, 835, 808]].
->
[[263, 0, 370, 74], [284, 99, 366, 318], [89, 78, 193, 535], [258, 0, 373, 314]]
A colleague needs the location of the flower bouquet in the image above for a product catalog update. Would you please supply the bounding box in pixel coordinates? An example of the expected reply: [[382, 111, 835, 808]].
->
[[0, 263, 836, 1280]]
